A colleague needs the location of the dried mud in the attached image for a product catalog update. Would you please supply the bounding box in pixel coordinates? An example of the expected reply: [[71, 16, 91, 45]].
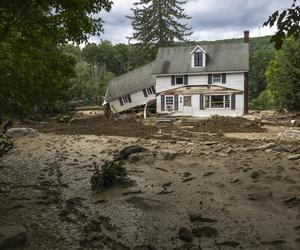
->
[[1, 118, 300, 250]]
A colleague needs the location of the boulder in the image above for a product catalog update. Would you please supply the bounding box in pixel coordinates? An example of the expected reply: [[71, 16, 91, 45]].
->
[[0, 226, 27, 249], [287, 154, 300, 161], [7, 128, 38, 138], [113, 145, 147, 161], [0, 134, 13, 157], [156, 150, 177, 160]]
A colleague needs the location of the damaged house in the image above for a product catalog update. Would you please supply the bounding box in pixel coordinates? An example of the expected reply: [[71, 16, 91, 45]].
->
[[105, 31, 249, 117]]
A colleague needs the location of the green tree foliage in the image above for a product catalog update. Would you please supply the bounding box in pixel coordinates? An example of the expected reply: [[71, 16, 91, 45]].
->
[[264, 0, 300, 49], [127, 0, 192, 61], [0, 0, 112, 116], [266, 38, 300, 110], [249, 49, 274, 100]]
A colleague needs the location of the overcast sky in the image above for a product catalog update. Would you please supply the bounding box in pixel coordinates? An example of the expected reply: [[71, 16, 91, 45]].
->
[[88, 0, 291, 44]]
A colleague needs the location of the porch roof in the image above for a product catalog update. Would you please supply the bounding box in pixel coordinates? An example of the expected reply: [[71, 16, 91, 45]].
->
[[157, 85, 243, 95]]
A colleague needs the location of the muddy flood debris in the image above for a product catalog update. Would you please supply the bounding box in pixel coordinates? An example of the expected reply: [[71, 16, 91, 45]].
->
[[0, 112, 300, 249]]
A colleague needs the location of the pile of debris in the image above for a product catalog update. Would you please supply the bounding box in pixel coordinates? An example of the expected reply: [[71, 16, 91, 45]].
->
[[193, 115, 265, 133], [0, 134, 13, 158]]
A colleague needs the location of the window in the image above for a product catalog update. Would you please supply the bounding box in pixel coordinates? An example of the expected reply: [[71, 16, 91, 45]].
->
[[194, 52, 203, 67], [146, 86, 156, 95], [183, 96, 191, 106], [204, 95, 230, 109], [176, 76, 184, 85], [212, 74, 222, 83], [165, 96, 174, 110], [122, 95, 132, 104]]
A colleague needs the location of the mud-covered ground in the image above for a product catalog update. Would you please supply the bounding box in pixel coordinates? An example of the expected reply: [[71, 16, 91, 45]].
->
[[1, 116, 300, 250]]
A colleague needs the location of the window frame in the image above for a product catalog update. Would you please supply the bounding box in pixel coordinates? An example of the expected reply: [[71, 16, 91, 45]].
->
[[212, 74, 222, 84], [175, 75, 184, 85], [194, 52, 203, 67], [122, 95, 132, 104], [204, 94, 230, 109], [165, 95, 175, 111], [183, 95, 192, 107]]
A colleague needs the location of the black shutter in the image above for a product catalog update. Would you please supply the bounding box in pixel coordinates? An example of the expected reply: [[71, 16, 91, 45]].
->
[[208, 74, 212, 84], [127, 95, 132, 103], [184, 75, 188, 85], [199, 94, 204, 110], [142, 89, 148, 97], [231, 94, 236, 110], [161, 95, 165, 111], [174, 95, 179, 111], [171, 75, 175, 85], [222, 73, 226, 84], [119, 97, 124, 106], [151, 86, 156, 94]]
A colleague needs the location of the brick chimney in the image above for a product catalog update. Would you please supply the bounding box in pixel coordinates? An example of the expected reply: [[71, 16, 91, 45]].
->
[[244, 30, 250, 43]]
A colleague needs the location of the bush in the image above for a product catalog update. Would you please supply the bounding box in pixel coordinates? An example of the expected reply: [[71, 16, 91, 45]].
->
[[249, 89, 275, 110], [90, 161, 128, 190]]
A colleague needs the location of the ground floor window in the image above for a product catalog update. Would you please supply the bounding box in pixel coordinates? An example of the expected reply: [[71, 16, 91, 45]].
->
[[183, 96, 192, 106], [119, 95, 132, 106], [165, 96, 174, 110], [205, 95, 230, 108]]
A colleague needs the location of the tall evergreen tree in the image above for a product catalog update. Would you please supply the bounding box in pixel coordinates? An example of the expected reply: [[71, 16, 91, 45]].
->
[[127, 0, 192, 50]]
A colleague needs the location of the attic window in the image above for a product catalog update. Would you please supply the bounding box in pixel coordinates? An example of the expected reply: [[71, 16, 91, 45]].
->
[[194, 52, 203, 67]]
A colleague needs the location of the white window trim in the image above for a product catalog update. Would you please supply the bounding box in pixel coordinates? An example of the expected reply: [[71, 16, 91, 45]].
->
[[204, 94, 230, 109], [165, 95, 174, 111], [212, 74, 222, 84], [175, 75, 184, 85], [191, 47, 206, 68]]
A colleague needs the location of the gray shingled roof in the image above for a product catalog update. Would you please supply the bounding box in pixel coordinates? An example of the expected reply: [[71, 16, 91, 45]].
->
[[105, 61, 155, 102], [152, 43, 249, 75]]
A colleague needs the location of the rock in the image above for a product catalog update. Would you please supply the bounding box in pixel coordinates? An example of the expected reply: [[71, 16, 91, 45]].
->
[[114, 145, 147, 161], [257, 143, 276, 150], [203, 171, 215, 177], [287, 154, 300, 161], [178, 227, 193, 242], [6, 128, 38, 138], [0, 225, 27, 249], [156, 150, 177, 160], [192, 226, 218, 237], [251, 171, 260, 179], [230, 177, 239, 183], [204, 141, 219, 146]]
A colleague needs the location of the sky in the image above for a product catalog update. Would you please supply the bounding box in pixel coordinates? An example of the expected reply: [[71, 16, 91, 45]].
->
[[88, 0, 292, 44]]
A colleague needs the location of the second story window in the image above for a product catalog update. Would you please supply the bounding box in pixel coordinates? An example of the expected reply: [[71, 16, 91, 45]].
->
[[143, 86, 156, 97], [176, 75, 184, 84], [212, 74, 222, 83], [194, 52, 203, 67]]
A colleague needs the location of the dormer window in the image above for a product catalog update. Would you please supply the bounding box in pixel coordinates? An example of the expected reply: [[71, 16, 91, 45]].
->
[[194, 52, 203, 67], [191, 46, 207, 68]]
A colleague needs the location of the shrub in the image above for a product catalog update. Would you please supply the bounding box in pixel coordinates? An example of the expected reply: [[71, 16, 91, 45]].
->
[[90, 161, 128, 190], [249, 89, 275, 110]]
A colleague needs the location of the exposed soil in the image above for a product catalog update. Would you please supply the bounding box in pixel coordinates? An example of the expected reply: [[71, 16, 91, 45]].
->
[[1, 114, 300, 250], [193, 116, 265, 133]]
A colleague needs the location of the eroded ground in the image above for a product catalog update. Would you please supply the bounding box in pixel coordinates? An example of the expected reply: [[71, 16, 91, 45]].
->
[[1, 116, 300, 250]]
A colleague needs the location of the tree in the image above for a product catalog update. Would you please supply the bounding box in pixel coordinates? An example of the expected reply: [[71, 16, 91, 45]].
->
[[127, 0, 192, 55], [249, 49, 274, 100], [0, 0, 112, 116], [264, 0, 300, 49], [266, 38, 300, 110]]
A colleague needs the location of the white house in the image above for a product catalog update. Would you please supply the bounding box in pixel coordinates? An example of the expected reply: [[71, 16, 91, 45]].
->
[[105, 31, 249, 117], [104, 62, 156, 113]]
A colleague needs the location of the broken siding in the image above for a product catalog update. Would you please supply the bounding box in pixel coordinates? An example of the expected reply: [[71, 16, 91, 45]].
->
[[109, 89, 156, 113]]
